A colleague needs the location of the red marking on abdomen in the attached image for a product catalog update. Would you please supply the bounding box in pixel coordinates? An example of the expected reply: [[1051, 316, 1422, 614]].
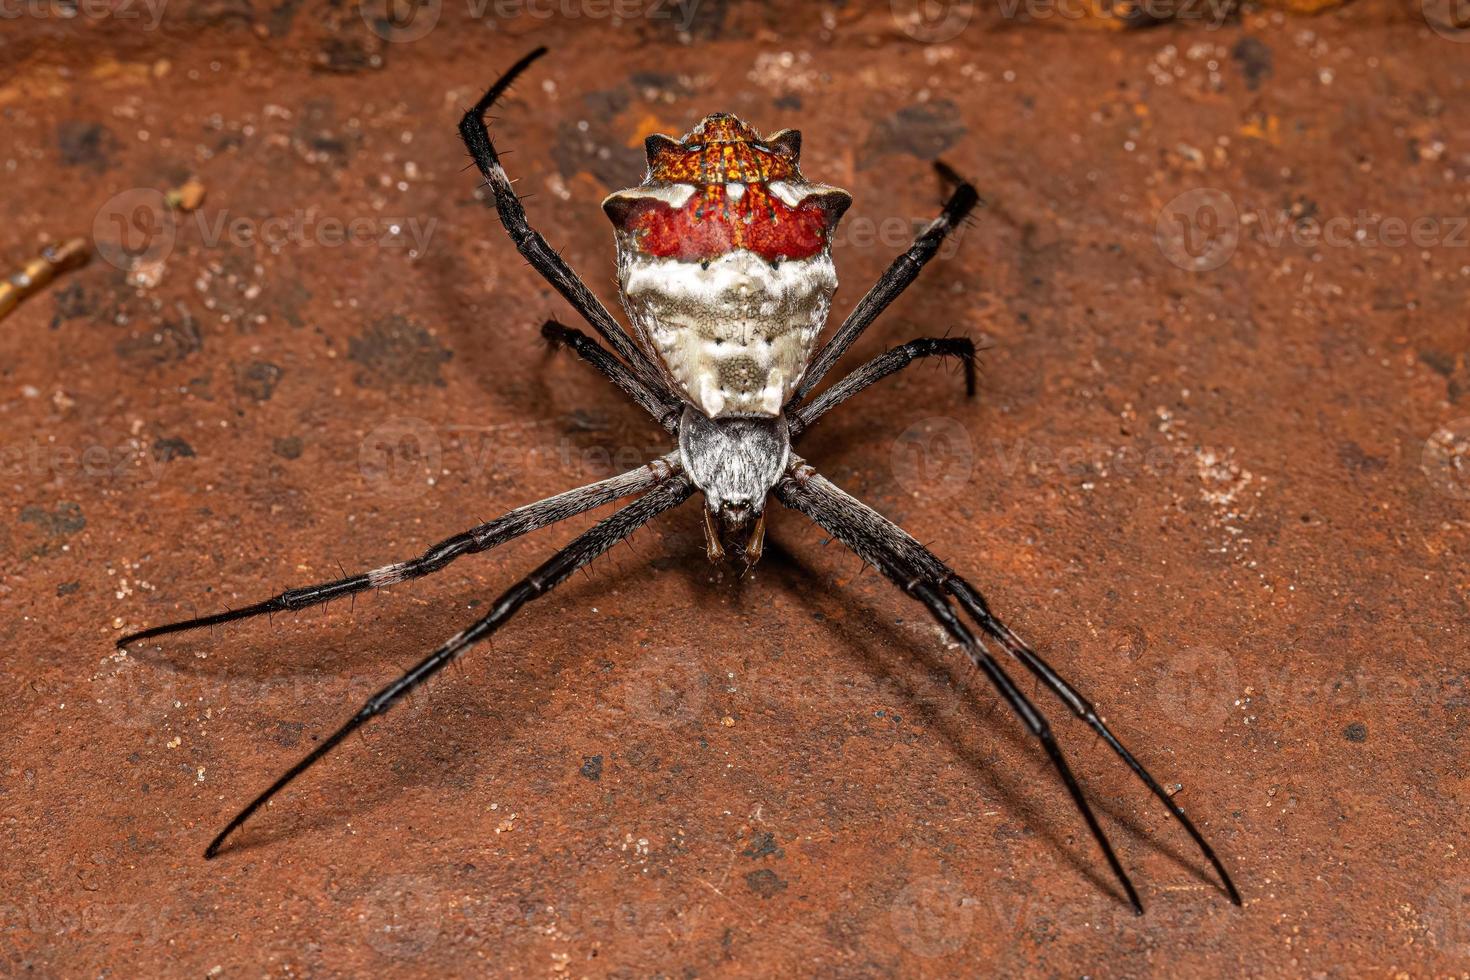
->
[[619, 184, 830, 263]]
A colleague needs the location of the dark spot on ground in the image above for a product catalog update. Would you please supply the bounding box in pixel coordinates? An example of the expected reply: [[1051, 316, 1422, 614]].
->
[[773, 93, 803, 112], [272, 277, 312, 328], [859, 101, 965, 170], [1232, 37, 1273, 92], [1418, 349, 1455, 377], [290, 98, 360, 170], [263, 0, 303, 37], [116, 307, 203, 367], [629, 72, 694, 100], [348, 314, 452, 388], [272, 720, 306, 748], [234, 361, 284, 402], [180, 0, 254, 28], [51, 282, 93, 329], [19, 502, 85, 556], [1343, 722, 1367, 743], [272, 435, 303, 460], [152, 437, 196, 461], [20, 502, 86, 537], [580, 755, 603, 781], [553, 96, 645, 189], [1338, 441, 1387, 474], [742, 832, 784, 861], [56, 581, 80, 597], [744, 868, 788, 898], [315, 35, 382, 74], [57, 121, 119, 172]]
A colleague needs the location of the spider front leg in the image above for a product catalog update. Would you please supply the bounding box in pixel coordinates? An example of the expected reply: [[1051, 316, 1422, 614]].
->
[[790, 162, 982, 407], [790, 335, 976, 438], [117, 453, 680, 648], [459, 48, 671, 398], [776, 463, 1243, 910], [203, 474, 694, 858]]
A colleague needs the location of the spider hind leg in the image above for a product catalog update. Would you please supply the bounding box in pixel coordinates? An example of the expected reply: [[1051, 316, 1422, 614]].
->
[[203, 474, 695, 859], [776, 463, 1242, 910]]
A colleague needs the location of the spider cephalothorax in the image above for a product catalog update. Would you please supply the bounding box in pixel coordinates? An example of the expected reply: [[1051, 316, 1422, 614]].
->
[[118, 47, 1240, 916]]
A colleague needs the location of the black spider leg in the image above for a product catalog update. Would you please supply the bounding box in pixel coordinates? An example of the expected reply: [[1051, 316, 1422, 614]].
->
[[458, 47, 671, 399], [117, 454, 680, 648], [775, 464, 1143, 913], [204, 473, 695, 859], [540, 319, 681, 433], [944, 584, 1241, 905], [790, 162, 982, 407], [777, 464, 1242, 907], [789, 336, 976, 439]]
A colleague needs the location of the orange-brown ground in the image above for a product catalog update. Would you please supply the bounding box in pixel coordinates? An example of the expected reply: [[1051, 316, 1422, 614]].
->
[[2, 1, 1468, 975]]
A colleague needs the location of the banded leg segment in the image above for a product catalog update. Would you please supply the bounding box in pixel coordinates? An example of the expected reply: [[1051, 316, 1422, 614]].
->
[[204, 473, 695, 858], [777, 464, 1241, 909], [458, 48, 669, 397], [791, 162, 981, 406], [790, 336, 976, 438], [118, 453, 680, 648]]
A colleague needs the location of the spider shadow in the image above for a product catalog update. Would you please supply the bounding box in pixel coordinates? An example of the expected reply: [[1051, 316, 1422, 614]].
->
[[760, 530, 1218, 905]]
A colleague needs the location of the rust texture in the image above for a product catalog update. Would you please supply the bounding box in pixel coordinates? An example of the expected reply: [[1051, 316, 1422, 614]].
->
[[2, 1, 1467, 975]]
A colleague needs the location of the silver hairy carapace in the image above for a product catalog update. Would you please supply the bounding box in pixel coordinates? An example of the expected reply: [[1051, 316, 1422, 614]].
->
[[115, 48, 1241, 913]]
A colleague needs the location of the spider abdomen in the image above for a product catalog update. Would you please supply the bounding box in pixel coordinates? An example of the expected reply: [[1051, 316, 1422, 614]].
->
[[603, 113, 851, 419], [618, 246, 836, 417]]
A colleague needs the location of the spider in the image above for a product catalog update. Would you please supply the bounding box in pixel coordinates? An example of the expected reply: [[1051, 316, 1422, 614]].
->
[[118, 47, 1241, 913]]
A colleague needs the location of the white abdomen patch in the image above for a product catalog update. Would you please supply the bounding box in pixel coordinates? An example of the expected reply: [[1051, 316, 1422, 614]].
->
[[618, 249, 838, 418]]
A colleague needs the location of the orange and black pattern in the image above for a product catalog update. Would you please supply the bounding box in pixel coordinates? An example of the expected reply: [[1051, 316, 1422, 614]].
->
[[606, 114, 848, 263]]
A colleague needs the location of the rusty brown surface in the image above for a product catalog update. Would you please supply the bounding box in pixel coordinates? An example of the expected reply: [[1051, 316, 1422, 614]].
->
[[2, 1, 1469, 976]]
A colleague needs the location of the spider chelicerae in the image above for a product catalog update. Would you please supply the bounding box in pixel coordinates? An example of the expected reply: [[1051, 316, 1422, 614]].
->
[[119, 47, 1240, 913]]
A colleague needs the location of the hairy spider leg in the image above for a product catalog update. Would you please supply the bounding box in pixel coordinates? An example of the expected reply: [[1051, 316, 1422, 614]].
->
[[790, 335, 977, 437], [204, 474, 695, 858], [458, 47, 672, 398], [791, 162, 982, 407], [777, 466, 1141, 911], [776, 465, 1241, 908], [116, 454, 680, 648], [540, 320, 681, 432]]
